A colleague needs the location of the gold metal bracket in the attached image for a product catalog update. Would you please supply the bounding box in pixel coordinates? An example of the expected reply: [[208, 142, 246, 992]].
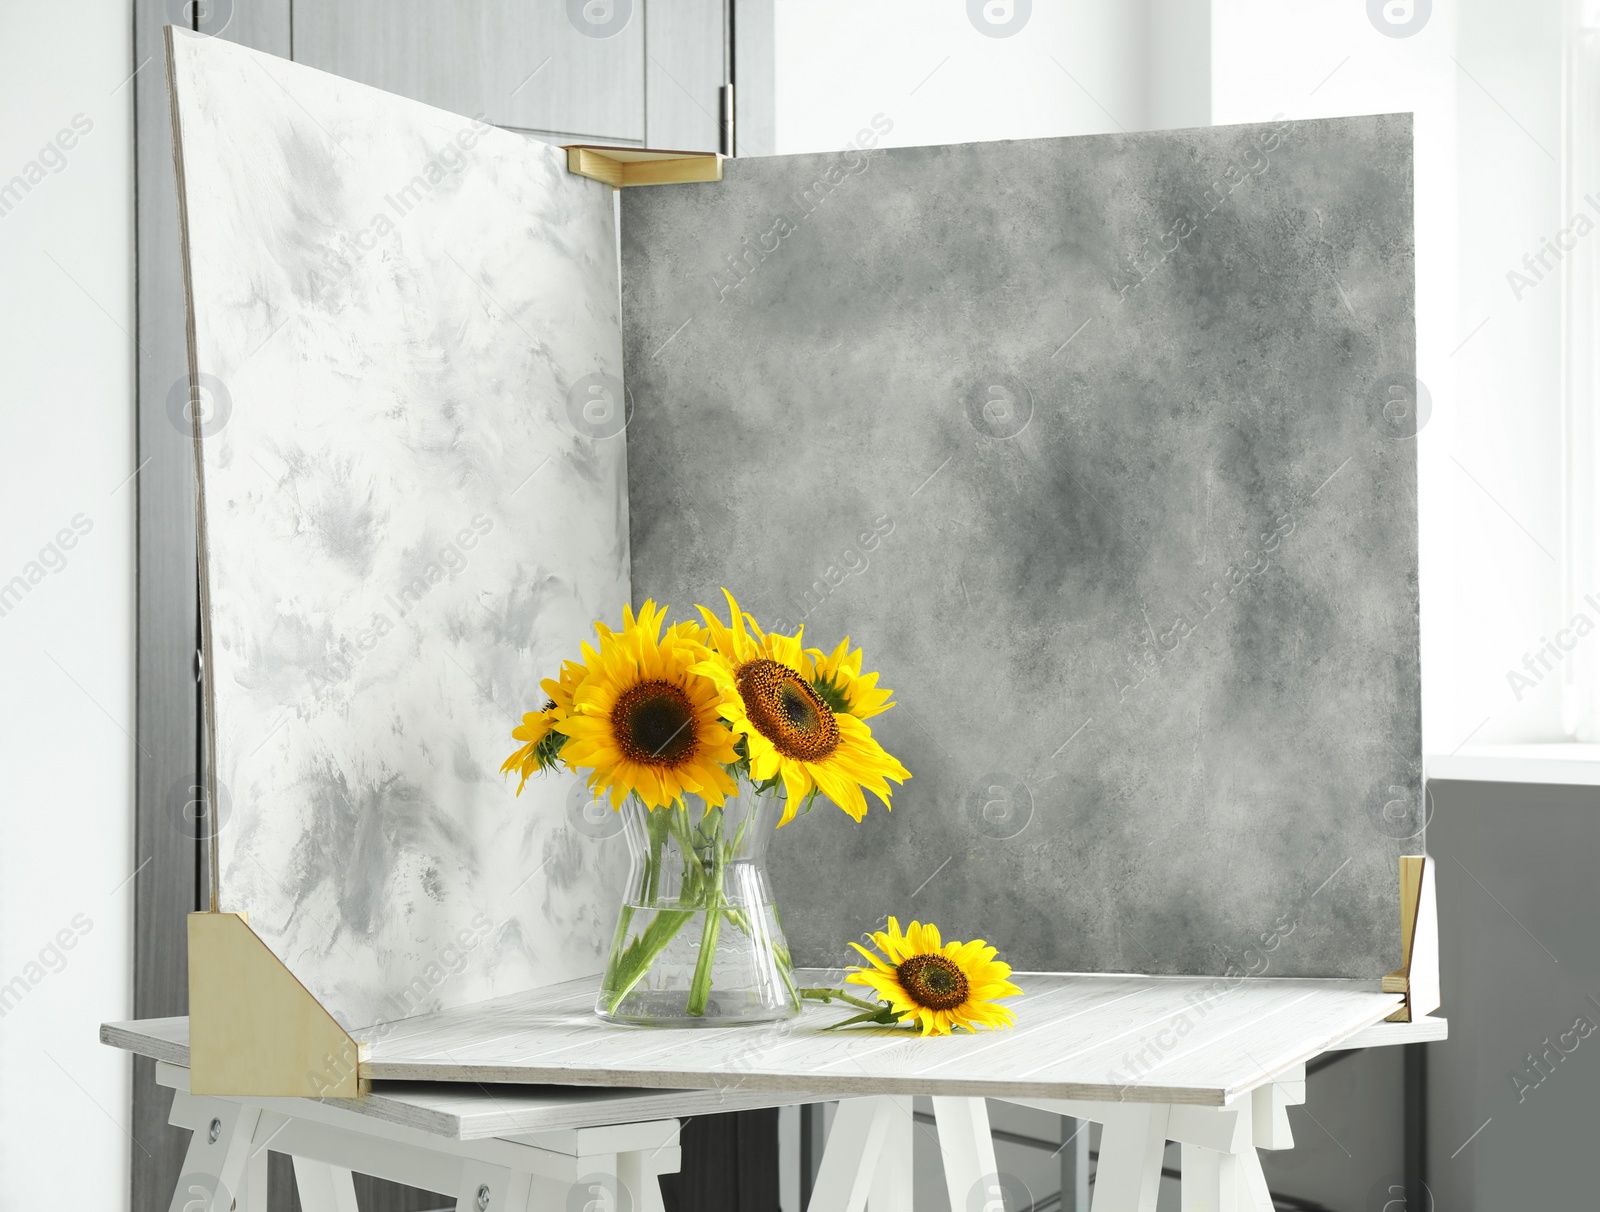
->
[[188, 912, 368, 1097], [1382, 855, 1440, 1023], [565, 145, 724, 188]]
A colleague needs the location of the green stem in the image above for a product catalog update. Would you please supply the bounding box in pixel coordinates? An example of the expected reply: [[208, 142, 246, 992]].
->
[[684, 813, 728, 1016], [685, 902, 724, 1016], [799, 986, 885, 1014], [605, 907, 696, 1012], [604, 800, 693, 1014], [665, 807, 704, 899], [606, 790, 787, 1018], [776, 943, 799, 1007], [601, 904, 634, 990], [714, 813, 755, 938], [823, 1008, 904, 1031], [643, 805, 670, 902]]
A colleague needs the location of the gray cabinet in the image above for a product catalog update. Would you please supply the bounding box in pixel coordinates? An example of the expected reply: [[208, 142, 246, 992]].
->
[[294, 1, 646, 141]]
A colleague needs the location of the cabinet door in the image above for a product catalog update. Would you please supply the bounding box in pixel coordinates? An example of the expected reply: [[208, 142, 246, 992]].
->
[[645, 0, 725, 150], [293, 0, 647, 140]]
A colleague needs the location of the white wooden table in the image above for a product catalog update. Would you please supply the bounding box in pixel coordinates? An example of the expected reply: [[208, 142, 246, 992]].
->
[[103, 970, 1446, 1211], [103, 1017, 831, 1211]]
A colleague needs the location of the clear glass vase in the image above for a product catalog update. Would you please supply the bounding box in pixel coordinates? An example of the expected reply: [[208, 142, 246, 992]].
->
[[596, 777, 800, 1026]]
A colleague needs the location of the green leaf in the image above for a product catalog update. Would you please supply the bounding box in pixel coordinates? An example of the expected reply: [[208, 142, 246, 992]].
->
[[823, 1005, 906, 1030]]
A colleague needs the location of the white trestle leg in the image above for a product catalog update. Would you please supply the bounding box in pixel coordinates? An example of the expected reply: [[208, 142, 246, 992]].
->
[[1088, 1104, 1170, 1212], [1178, 1143, 1275, 1212], [931, 1097, 1001, 1212], [240, 1111, 279, 1211], [943, 1095, 1182, 1211], [808, 1097, 899, 1212], [868, 1096, 914, 1212], [990, 1066, 1306, 1212], [290, 1158, 360, 1212], [618, 1145, 676, 1212], [1178, 1065, 1303, 1211], [166, 1095, 262, 1212], [454, 1161, 534, 1212], [158, 1064, 685, 1212]]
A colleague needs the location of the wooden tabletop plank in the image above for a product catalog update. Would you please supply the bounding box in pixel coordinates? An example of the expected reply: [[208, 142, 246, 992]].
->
[[354, 971, 1404, 1106], [101, 973, 1436, 1127], [99, 1017, 832, 1140]]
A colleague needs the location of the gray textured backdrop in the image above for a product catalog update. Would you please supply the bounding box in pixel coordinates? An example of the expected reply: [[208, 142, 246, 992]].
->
[[622, 116, 1421, 979]]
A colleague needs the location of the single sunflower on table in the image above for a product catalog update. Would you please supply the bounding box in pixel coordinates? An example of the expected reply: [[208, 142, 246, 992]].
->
[[693, 589, 909, 825], [846, 917, 1023, 1036]]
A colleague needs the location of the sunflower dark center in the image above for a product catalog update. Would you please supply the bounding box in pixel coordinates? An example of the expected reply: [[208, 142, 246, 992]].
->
[[611, 680, 698, 767], [896, 954, 969, 1011], [736, 658, 840, 762]]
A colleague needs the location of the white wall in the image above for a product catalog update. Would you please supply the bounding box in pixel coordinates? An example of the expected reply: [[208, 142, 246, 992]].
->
[[1210, 2, 1461, 759], [0, 2, 135, 1208], [775, 0, 1163, 154], [1215, 0, 1571, 752], [1451, 0, 1567, 746]]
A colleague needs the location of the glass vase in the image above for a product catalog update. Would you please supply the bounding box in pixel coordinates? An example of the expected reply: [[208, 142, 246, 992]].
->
[[596, 776, 800, 1026]]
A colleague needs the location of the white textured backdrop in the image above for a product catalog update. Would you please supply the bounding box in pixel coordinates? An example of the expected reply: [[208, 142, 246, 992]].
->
[[169, 31, 630, 1030]]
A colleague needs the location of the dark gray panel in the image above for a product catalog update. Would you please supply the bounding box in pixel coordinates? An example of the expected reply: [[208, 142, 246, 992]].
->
[[132, 8, 290, 1211], [1425, 779, 1600, 1212], [1260, 1046, 1405, 1209], [622, 117, 1420, 978], [293, 0, 645, 140], [131, 3, 204, 1208], [199, 1, 289, 51]]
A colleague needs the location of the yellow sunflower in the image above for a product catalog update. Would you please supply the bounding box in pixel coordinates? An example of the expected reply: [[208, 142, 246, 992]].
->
[[847, 918, 1022, 1036], [596, 599, 687, 645], [500, 657, 584, 795], [555, 602, 739, 810], [804, 637, 895, 721], [692, 590, 909, 826]]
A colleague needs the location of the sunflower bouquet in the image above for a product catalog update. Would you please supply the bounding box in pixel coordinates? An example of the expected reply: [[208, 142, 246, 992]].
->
[[503, 591, 910, 1026]]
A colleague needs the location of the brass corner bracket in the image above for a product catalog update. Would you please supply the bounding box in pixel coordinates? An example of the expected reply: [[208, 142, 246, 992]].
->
[[188, 911, 368, 1098], [1382, 855, 1440, 1023], [565, 145, 724, 188]]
